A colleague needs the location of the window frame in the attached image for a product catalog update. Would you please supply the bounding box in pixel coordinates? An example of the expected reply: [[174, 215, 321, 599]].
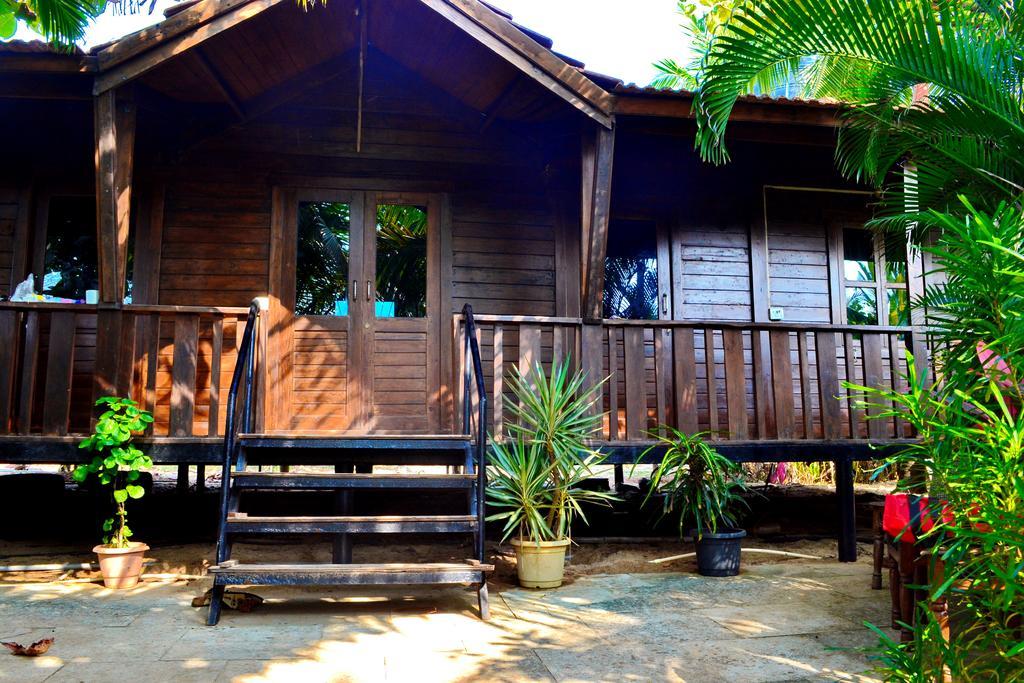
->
[[836, 225, 910, 327], [31, 189, 98, 299], [602, 213, 673, 321]]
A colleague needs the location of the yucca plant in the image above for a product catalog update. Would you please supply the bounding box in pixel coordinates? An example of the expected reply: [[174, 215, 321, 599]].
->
[[638, 427, 747, 539], [486, 360, 616, 543]]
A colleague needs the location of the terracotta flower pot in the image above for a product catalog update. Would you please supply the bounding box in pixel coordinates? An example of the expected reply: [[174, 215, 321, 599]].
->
[[511, 538, 571, 588], [93, 542, 149, 589]]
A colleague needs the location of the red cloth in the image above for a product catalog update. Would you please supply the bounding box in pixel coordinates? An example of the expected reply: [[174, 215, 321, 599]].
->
[[883, 493, 951, 542]]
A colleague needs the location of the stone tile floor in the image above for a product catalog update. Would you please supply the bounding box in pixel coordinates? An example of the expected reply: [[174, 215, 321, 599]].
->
[[0, 560, 891, 682]]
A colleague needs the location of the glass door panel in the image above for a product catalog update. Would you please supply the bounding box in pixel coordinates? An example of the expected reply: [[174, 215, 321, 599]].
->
[[363, 195, 437, 433], [285, 193, 364, 432], [373, 203, 428, 318], [295, 201, 351, 316]]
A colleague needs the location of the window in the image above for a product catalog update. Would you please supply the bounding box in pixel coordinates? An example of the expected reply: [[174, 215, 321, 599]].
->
[[293, 199, 428, 318], [603, 219, 659, 320], [41, 196, 97, 300], [374, 203, 427, 318], [841, 228, 909, 326], [295, 201, 351, 316]]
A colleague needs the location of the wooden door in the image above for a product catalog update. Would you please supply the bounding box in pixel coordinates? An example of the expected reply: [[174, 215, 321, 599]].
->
[[361, 192, 442, 433], [271, 190, 366, 431], [270, 189, 441, 433]]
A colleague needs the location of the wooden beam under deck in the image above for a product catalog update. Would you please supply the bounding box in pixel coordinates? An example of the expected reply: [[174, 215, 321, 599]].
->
[[0, 434, 911, 466]]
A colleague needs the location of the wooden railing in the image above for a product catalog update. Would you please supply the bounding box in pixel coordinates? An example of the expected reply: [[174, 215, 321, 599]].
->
[[0, 302, 256, 438], [455, 314, 924, 443]]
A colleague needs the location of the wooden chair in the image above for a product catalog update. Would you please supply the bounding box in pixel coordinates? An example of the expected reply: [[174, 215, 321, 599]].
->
[[869, 500, 895, 590]]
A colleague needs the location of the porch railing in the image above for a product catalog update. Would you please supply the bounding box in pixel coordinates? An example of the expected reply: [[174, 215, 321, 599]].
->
[[0, 302, 258, 438], [455, 314, 921, 443]]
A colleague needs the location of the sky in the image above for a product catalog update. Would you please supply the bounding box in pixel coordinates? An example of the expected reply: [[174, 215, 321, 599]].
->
[[13, 0, 687, 86]]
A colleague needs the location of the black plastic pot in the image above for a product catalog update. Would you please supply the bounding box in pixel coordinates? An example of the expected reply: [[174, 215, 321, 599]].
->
[[693, 527, 746, 577]]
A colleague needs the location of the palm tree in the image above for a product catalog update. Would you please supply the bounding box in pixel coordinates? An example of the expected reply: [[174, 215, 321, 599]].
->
[[653, 0, 806, 96], [1, 0, 109, 46], [691, 0, 1023, 230]]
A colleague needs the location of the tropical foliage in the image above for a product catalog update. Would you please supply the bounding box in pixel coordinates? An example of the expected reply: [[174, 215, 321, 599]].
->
[[486, 361, 616, 542], [374, 204, 427, 318], [296, 201, 351, 315], [653, 0, 806, 96], [639, 428, 747, 539], [848, 201, 1024, 680], [690, 0, 1024, 230], [0, 0, 129, 47], [72, 397, 154, 549], [680, 0, 1024, 677]]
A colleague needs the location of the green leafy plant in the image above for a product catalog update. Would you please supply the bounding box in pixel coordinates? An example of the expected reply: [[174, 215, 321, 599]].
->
[[72, 397, 154, 548], [638, 427, 748, 539], [486, 360, 617, 542], [845, 200, 1024, 681], [1, 0, 107, 46]]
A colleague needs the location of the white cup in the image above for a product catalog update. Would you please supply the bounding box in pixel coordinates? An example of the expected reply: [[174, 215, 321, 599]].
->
[[85, 290, 99, 304]]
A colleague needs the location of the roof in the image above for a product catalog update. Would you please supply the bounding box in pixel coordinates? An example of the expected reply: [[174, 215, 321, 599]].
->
[[0, 3, 841, 126], [0, 39, 83, 55], [614, 83, 841, 109]]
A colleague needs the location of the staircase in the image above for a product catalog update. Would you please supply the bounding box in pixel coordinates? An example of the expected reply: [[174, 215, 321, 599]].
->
[[206, 302, 492, 625]]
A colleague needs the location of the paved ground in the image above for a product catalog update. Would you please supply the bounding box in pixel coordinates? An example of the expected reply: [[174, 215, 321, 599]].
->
[[0, 560, 890, 682]]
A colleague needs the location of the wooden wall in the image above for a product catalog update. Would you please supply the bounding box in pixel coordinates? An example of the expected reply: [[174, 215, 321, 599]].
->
[[159, 181, 271, 307], [146, 49, 561, 316], [132, 48, 567, 433]]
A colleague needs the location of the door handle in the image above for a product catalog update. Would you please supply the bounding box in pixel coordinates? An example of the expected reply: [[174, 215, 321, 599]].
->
[[366, 280, 372, 303], [351, 280, 358, 301], [661, 293, 669, 316]]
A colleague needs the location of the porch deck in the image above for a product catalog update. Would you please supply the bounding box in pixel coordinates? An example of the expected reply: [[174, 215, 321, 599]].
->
[[0, 304, 924, 448], [0, 302, 918, 563]]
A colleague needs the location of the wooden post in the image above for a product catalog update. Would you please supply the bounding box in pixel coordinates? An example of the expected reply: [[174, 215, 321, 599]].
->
[[750, 197, 775, 438], [580, 123, 615, 321], [93, 88, 136, 430], [907, 240, 931, 390], [836, 454, 857, 562], [580, 323, 604, 423], [94, 88, 136, 304]]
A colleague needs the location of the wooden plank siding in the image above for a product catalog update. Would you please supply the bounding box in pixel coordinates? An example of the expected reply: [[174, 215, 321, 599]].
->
[[141, 47, 563, 434]]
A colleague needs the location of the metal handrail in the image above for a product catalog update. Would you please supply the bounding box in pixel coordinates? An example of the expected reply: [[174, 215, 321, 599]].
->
[[215, 298, 262, 565], [461, 304, 488, 565]]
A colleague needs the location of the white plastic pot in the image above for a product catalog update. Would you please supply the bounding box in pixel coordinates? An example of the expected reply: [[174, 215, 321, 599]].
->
[[511, 538, 571, 588]]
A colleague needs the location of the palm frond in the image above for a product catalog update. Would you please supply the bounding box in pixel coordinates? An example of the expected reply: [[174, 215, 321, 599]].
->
[[693, 0, 1024, 225]]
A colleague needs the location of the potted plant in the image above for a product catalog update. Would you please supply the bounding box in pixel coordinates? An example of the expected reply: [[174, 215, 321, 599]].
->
[[641, 427, 749, 577], [486, 361, 615, 588], [72, 397, 155, 589]]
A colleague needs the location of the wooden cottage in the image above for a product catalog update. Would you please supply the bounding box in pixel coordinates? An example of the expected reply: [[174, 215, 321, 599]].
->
[[0, 0, 936, 620]]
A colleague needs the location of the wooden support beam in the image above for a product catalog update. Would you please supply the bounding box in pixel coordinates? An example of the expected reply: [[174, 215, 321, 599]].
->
[[194, 48, 246, 120], [419, 0, 613, 128], [478, 76, 520, 134], [94, 88, 136, 304], [580, 123, 615, 321], [355, 0, 368, 153], [93, 0, 287, 94]]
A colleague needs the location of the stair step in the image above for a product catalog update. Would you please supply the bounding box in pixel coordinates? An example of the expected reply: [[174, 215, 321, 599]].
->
[[238, 434, 472, 450], [224, 514, 478, 534], [234, 434, 474, 467], [232, 472, 476, 490], [210, 561, 492, 586]]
